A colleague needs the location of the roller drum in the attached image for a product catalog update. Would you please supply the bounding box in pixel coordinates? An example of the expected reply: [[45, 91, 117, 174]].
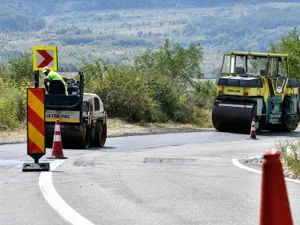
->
[[212, 101, 255, 133]]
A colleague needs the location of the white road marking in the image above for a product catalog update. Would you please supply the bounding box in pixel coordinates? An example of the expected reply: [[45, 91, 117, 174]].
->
[[231, 158, 300, 184], [39, 160, 95, 225]]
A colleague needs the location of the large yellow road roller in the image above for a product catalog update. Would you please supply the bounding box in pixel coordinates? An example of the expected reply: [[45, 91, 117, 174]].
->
[[212, 51, 300, 133]]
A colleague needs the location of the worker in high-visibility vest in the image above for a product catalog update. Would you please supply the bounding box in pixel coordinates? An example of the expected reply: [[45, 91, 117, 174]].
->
[[42, 66, 73, 94]]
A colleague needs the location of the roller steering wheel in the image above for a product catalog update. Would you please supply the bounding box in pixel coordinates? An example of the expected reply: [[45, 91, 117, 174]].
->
[[67, 78, 77, 86]]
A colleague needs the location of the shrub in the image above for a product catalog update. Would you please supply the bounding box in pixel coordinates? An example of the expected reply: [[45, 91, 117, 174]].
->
[[193, 79, 217, 109], [78, 39, 212, 124], [80, 61, 160, 122], [0, 79, 22, 129], [0, 51, 33, 85], [147, 75, 194, 123], [275, 139, 300, 178]]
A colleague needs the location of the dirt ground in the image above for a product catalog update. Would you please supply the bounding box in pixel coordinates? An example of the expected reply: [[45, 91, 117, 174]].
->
[[0, 119, 213, 145]]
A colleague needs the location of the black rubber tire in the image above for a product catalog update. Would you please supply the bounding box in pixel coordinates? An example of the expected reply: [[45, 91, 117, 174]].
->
[[281, 114, 299, 132], [91, 122, 107, 147], [280, 101, 300, 132], [78, 123, 91, 149], [100, 123, 107, 147]]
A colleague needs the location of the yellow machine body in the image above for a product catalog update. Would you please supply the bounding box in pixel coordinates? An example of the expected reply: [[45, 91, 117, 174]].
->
[[212, 51, 300, 132]]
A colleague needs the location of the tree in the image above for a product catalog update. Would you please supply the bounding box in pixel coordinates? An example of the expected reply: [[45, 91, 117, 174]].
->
[[0, 51, 32, 85], [134, 39, 204, 87], [134, 39, 204, 122], [77, 56, 109, 90], [270, 27, 300, 81], [77, 40, 207, 123]]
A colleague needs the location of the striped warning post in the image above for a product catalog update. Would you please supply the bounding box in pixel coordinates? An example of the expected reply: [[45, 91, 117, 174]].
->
[[54, 122, 62, 142], [250, 118, 257, 139], [27, 88, 45, 162]]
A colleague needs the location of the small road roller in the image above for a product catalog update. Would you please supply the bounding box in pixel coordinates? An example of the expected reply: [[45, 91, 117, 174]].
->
[[34, 71, 108, 149]]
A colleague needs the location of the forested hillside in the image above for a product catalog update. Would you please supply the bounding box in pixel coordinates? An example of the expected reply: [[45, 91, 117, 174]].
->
[[2, 0, 297, 14], [0, 6, 45, 31], [1, 0, 300, 77], [2, 0, 299, 33]]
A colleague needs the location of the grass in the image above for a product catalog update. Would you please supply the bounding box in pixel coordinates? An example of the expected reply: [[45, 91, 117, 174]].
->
[[0, 127, 26, 144], [275, 139, 300, 179]]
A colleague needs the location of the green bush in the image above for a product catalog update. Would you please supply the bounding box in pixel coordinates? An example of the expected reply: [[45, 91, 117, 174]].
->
[[98, 67, 151, 121], [193, 79, 217, 109], [270, 27, 300, 82], [0, 51, 33, 85], [80, 61, 161, 122], [0, 80, 23, 129], [275, 139, 300, 178], [132, 39, 206, 123], [0, 53, 32, 129], [78, 40, 212, 124], [147, 75, 195, 123]]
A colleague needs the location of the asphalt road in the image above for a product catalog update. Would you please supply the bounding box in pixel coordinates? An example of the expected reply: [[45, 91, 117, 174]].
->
[[0, 129, 300, 225]]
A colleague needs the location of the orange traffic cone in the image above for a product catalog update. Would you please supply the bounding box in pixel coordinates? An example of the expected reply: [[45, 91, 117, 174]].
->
[[250, 118, 257, 139], [259, 149, 293, 225], [47, 120, 67, 159]]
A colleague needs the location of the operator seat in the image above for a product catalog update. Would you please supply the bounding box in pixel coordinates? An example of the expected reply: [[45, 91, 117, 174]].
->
[[234, 67, 246, 74], [48, 80, 66, 95], [260, 69, 267, 76]]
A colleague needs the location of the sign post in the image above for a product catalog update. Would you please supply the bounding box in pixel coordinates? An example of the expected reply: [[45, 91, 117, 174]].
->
[[23, 45, 59, 171], [22, 88, 49, 172], [34, 70, 39, 88]]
